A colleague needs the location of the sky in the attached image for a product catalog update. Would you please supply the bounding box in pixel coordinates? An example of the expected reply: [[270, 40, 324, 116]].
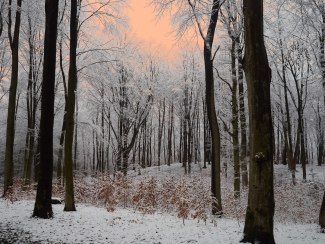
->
[[126, 0, 186, 61]]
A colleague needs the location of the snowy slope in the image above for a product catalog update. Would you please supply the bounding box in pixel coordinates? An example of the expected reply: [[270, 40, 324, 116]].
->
[[0, 199, 325, 244], [0, 163, 325, 243]]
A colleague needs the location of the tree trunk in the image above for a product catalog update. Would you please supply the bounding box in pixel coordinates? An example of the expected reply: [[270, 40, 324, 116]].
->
[[3, 0, 22, 197], [204, 0, 222, 215], [231, 39, 240, 198], [64, 0, 78, 212], [33, 0, 59, 218], [320, 191, 325, 229], [279, 34, 296, 184], [241, 0, 275, 243], [236, 37, 248, 188], [56, 36, 67, 184], [167, 103, 173, 166]]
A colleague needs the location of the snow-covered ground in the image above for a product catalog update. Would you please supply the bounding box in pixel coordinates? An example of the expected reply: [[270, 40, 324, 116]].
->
[[0, 199, 324, 244], [0, 163, 325, 243]]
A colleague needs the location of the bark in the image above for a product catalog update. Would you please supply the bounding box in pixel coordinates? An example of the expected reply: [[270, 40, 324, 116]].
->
[[320, 191, 325, 229], [204, 0, 222, 215], [231, 39, 240, 198], [316, 101, 324, 166], [167, 103, 174, 166], [0, 2, 3, 37], [56, 36, 67, 184], [236, 37, 248, 187], [241, 0, 275, 243], [3, 0, 22, 197], [157, 100, 165, 166], [33, 0, 59, 218], [64, 0, 78, 211], [320, 5, 325, 107]]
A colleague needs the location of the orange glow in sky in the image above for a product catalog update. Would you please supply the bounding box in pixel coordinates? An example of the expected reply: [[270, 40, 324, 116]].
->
[[127, 0, 183, 61]]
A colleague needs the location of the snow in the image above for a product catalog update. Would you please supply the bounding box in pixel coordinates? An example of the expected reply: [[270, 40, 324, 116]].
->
[[0, 199, 324, 244], [1, 163, 325, 243]]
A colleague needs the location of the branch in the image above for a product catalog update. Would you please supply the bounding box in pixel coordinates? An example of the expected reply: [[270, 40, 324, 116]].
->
[[187, 0, 206, 40], [214, 66, 232, 91], [219, 115, 233, 137], [212, 45, 220, 61], [77, 60, 118, 73]]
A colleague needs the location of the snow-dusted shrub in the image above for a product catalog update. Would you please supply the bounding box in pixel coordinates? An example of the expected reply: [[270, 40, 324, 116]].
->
[[132, 176, 157, 214], [97, 178, 117, 212]]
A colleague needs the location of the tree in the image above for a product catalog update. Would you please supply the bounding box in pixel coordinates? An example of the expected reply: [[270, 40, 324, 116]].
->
[[203, 0, 222, 214], [220, 0, 244, 197], [241, 0, 275, 243], [320, 191, 325, 230], [151, 0, 222, 214], [3, 0, 22, 197], [33, 0, 59, 218], [23, 1, 43, 186], [64, 0, 78, 212]]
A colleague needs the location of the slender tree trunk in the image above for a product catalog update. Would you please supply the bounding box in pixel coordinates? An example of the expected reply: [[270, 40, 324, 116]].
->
[[157, 100, 165, 167], [279, 34, 296, 184], [236, 37, 248, 187], [3, 0, 22, 197], [204, 0, 222, 215], [241, 0, 275, 242], [231, 39, 240, 198], [167, 103, 173, 166], [56, 36, 67, 184], [64, 0, 78, 211], [24, 19, 37, 186], [74, 94, 79, 171], [33, 0, 59, 218]]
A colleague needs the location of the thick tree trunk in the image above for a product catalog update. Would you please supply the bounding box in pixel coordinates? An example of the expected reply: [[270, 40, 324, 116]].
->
[[241, 0, 275, 243], [3, 0, 22, 197], [33, 0, 59, 218], [64, 0, 78, 212]]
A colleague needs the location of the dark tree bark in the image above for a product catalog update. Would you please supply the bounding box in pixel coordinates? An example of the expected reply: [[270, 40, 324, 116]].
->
[[0, 2, 3, 37], [64, 0, 78, 211], [231, 39, 240, 198], [3, 0, 22, 197], [320, 4, 325, 107], [33, 0, 59, 218], [241, 0, 275, 243], [320, 191, 325, 229], [203, 0, 222, 215], [167, 103, 174, 166], [56, 36, 68, 184], [157, 99, 165, 166]]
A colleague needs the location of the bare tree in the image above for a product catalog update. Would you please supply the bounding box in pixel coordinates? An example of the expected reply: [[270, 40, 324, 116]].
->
[[3, 0, 22, 197], [33, 0, 59, 219], [152, 0, 223, 216]]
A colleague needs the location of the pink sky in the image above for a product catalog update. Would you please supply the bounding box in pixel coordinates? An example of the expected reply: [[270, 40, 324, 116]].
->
[[127, 0, 183, 61]]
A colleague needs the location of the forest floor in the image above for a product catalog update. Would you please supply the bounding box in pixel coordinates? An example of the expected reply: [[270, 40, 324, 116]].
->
[[0, 163, 325, 243]]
